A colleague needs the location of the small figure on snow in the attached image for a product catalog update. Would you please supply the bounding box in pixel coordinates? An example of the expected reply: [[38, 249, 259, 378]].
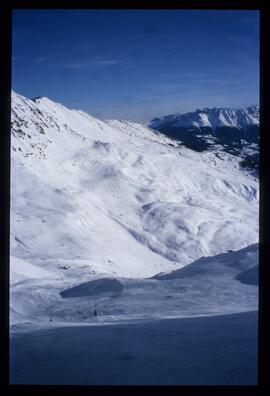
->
[[94, 309, 98, 317]]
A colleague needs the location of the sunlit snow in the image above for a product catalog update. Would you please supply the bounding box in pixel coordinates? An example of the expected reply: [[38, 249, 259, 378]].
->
[[10, 91, 259, 385]]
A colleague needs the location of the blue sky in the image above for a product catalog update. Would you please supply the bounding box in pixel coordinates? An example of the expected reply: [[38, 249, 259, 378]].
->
[[12, 9, 259, 121]]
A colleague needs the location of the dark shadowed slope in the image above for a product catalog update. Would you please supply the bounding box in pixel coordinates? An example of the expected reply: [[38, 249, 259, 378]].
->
[[10, 311, 258, 385]]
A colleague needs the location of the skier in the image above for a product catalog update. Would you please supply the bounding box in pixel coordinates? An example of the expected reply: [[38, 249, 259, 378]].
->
[[94, 309, 98, 317]]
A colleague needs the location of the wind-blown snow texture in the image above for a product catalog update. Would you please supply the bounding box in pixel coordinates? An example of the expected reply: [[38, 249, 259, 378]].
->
[[10, 91, 259, 385], [10, 91, 258, 325]]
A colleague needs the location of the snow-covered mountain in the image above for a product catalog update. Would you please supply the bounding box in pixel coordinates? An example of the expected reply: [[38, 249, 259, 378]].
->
[[149, 106, 259, 130], [149, 106, 259, 164], [10, 91, 259, 325]]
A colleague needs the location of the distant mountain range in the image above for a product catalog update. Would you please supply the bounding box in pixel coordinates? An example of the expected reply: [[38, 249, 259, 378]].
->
[[149, 106, 259, 131], [148, 106, 259, 167]]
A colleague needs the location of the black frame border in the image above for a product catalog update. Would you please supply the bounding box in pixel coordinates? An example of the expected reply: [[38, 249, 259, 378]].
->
[[1, 1, 269, 394]]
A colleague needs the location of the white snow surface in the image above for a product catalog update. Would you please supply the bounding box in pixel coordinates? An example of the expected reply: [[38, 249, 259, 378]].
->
[[10, 91, 259, 325]]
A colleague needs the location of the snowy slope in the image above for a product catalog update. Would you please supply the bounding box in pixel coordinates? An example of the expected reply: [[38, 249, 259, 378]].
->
[[10, 311, 258, 385], [10, 244, 258, 325], [10, 91, 259, 325]]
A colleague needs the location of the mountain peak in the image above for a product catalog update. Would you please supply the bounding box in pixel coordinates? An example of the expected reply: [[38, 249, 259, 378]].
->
[[31, 96, 57, 105]]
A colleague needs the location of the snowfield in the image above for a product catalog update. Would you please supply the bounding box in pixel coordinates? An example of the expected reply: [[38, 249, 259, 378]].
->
[[10, 243, 258, 325], [10, 91, 259, 384], [10, 311, 258, 385]]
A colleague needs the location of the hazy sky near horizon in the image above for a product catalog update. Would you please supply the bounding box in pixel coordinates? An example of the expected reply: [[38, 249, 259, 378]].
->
[[12, 9, 259, 121]]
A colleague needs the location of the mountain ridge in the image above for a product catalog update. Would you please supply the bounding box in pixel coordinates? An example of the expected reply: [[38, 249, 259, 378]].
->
[[149, 105, 259, 130]]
